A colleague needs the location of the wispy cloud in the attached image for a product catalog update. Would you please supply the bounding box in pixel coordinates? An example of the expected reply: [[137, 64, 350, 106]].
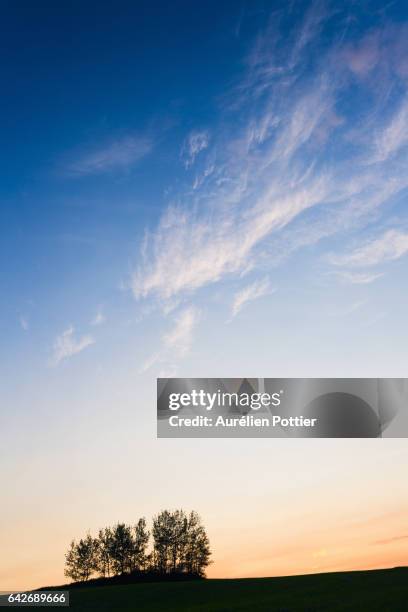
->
[[271, 82, 333, 162], [66, 136, 153, 176], [342, 31, 380, 77], [133, 173, 329, 301], [131, 4, 408, 361], [139, 306, 200, 373], [133, 17, 408, 308], [368, 97, 408, 164], [51, 326, 94, 366], [91, 307, 106, 326], [163, 306, 199, 356], [335, 271, 384, 284], [342, 24, 408, 82], [181, 130, 210, 168], [231, 278, 274, 318], [331, 230, 408, 268]]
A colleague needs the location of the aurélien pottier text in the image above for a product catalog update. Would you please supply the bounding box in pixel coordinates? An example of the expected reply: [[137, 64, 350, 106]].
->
[[168, 415, 317, 428]]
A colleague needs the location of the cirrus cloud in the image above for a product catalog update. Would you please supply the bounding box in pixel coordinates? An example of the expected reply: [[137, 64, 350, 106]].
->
[[51, 326, 95, 366], [181, 130, 210, 168], [330, 230, 408, 268], [231, 278, 275, 318], [139, 306, 200, 373], [133, 4, 408, 370], [65, 135, 153, 176]]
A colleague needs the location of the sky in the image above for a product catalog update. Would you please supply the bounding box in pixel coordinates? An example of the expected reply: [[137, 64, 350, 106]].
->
[[1, 0, 408, 590]]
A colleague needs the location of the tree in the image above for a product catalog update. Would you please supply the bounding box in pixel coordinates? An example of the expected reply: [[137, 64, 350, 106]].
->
[[152, 510, 174, 573], [64, 509, 211, 582], [64, 540, 81, 582], [64, 534, 98, 582], [109, 523, 134, 575], [96, 527, 113, 578], [184, 511, 211, 576], [152, 509, 211, 576], [130, 518, 150, 572]]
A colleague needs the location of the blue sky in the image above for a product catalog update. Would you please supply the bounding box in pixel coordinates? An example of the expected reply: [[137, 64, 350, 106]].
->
[[1, 0, 408, 589], [2, 0, 408, 375]]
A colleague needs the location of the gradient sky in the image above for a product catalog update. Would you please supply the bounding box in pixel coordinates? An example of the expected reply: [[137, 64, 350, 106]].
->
[[1, 0, 408, 591]]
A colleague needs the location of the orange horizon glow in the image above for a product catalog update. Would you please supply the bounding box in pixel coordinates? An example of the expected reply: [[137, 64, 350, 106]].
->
[[1, 439, 407, 592], [1, 493, 407, 590]]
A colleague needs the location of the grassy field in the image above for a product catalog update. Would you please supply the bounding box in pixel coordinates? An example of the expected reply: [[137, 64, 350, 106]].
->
[[68, 567, 407, 611]]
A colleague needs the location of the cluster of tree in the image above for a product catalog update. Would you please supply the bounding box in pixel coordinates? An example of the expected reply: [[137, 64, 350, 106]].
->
[[65, 510, 211, 583]]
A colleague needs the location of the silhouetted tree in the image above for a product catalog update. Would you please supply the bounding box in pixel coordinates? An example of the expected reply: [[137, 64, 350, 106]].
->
[[110, 523, 134, 575], [64, 510, 211, 582], [184, 511, 211, 576], [152, 510, 174, 573], [64, 541, 81, 582], [130, 518, 150, 572], [64, 534, 98, 582], [152, 509, 211, 576], [96, 527, 113, 578]]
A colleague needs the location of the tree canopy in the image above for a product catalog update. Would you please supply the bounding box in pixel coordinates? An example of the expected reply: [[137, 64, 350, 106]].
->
[[64, 510, 211, 583]]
